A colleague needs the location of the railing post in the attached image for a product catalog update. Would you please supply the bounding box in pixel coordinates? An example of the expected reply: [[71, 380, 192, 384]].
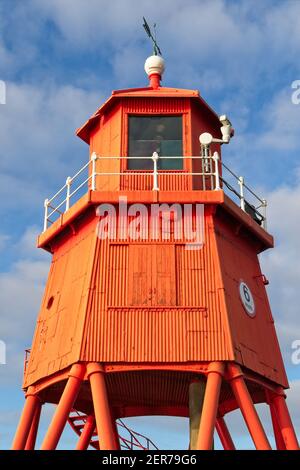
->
[[238, 176, 245, 211], [65, 176, 72, 211], [262, 199, 267, 230], [203, 145, 210, 172], [43, 198, 49, 232], [152, 152, 159, 191], [213, 151, 220, 190], [91, 152, 97, 191]]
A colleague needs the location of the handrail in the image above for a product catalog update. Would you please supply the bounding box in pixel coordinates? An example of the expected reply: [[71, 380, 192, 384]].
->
[[117, 419, 159, 450], [220, 161, 267, 229], [68, 410, 159, 450], [42, 152, 267, 232]]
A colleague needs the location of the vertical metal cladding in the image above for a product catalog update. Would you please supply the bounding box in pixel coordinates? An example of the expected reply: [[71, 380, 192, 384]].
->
[[24, 218, 98, 387], [120, 171, 190, 191], [91, 306, 222, 362], [123, 97, 188, 114], [81, 210, 233, 362], [106, 370, 196, 408], [213, 216, 287, 385]]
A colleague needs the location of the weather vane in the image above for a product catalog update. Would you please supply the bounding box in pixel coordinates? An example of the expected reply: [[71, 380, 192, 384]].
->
[[142, 17, 162, 56]]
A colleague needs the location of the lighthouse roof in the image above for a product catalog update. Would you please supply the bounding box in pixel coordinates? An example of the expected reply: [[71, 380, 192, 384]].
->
[[76, 85, 220, 144]]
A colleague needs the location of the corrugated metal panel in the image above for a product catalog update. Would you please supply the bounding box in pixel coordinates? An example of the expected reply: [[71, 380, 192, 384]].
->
[[187, 309, 227, 361], [107, 243, 129, 306], [106, 370, 236, 411], [175, 228, 229, 360], [84, 306, 229, 362], [123, 97, 188, 114], [80, 239, 109, 361], [120, 171, 190, 191], [24, 217, 98, 387], [97, 206, 208, 245], [92, 307, 187, 362], [106, 370, 195, 408], [91, 105, 122, 192], [127, 244, 176, 306], [82, 213, 233, 362], [214, 215, 288, 387]]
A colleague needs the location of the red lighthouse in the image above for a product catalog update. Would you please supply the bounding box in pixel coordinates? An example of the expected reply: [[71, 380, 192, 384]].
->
[[12, 49, 298, 450]]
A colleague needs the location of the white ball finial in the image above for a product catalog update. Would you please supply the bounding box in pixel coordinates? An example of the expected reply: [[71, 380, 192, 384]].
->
[[144, 55, 165, 78]]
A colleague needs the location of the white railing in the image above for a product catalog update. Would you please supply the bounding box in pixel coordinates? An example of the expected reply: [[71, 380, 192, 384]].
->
[[43, 152, 267, 231], [220, 161, 267, 230]]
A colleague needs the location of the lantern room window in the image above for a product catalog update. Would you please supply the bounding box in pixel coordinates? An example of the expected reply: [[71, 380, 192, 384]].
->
[[128, 115, 183, 170]]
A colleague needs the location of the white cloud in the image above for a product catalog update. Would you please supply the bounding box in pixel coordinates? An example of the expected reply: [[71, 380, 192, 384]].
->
[[28, 0, 300, 90], [0, 41, 14, 71], [286, 380, 300, 431], [0, 81, 102, 212], [0, 1, 42, 76], [0, 82, 100, 173], [258, 88, 300, 150], [13, 226, 40, 258], [0, 234, 10, 252], [264, 2, 300, 64], [0, 226, 50, 385], [260, 182, 300, 366], [0, 258, 48, 340], [30, 0, 174, 49]]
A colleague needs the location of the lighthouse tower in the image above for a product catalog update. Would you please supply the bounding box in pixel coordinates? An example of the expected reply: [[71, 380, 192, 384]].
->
[[12, 52, 298, 450]]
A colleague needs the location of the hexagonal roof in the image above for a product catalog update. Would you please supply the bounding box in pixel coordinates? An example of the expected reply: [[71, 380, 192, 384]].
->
[[76, 85, 220, 144]]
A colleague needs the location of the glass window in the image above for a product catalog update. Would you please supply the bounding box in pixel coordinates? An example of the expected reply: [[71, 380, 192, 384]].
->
[[128, 115, 183, 170]]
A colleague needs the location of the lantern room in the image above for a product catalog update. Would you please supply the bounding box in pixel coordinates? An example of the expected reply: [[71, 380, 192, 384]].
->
[[76, 56, 223, 193]]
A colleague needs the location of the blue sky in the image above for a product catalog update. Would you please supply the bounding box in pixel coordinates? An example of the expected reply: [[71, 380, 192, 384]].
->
[[0, 0, 299, 450]]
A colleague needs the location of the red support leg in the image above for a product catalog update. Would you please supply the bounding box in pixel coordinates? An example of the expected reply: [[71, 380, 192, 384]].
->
[[87, 363, 118, 450], [227, 364, 271, 450], [76, 415, 96, 450], [269, 400, 286, 450], [41, 363, 85, 450], [271, 390, 299, 450], [12, 387, 40, 450], [216, 416, 235, 450], [196, 362, 224, 450], [25, 400, 42, 450]]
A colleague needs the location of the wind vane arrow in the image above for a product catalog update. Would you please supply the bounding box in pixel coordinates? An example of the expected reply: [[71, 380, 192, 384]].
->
[[142, 17, 162, 56]]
